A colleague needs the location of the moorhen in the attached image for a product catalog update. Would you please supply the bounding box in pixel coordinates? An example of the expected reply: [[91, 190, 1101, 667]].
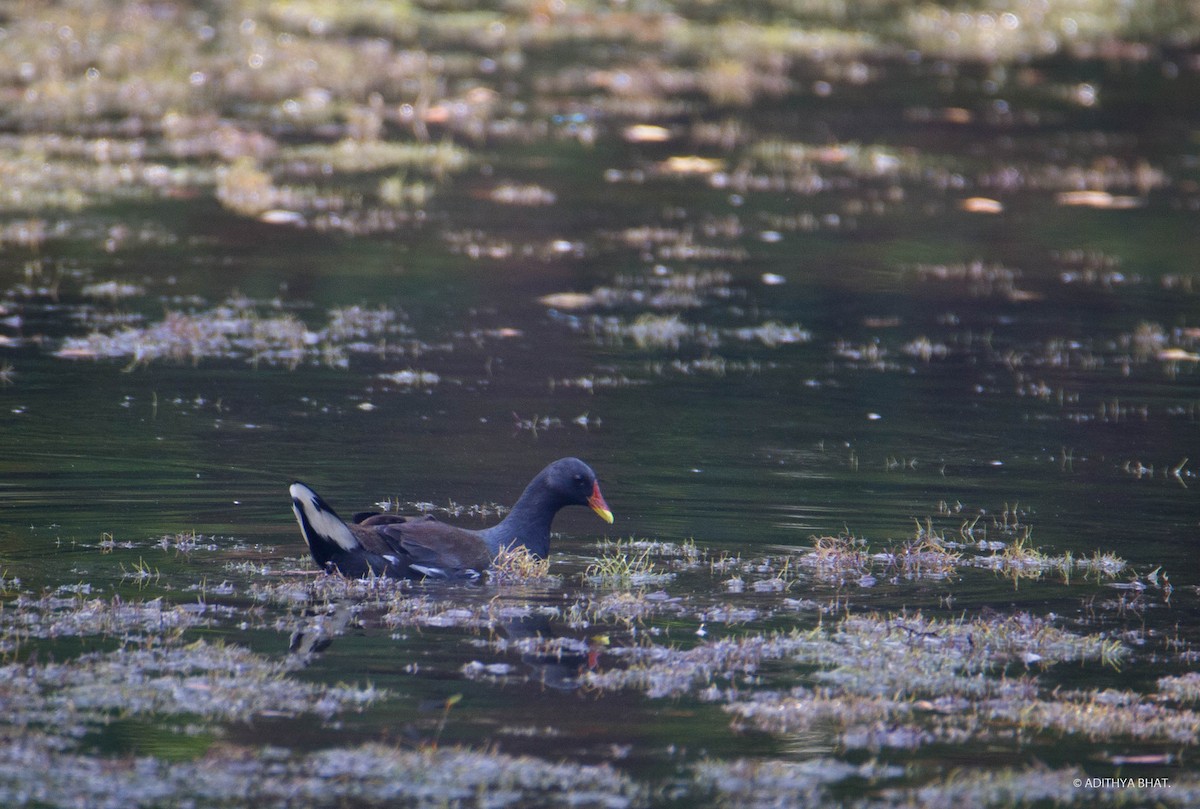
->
[[289, 457, 614, 580]]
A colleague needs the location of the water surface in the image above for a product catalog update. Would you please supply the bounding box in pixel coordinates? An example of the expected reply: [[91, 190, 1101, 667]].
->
[[1, 2, 1199, 806]]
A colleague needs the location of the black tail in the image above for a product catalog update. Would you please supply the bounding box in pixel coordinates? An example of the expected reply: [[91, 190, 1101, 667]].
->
[[289, 481, 360, 569]]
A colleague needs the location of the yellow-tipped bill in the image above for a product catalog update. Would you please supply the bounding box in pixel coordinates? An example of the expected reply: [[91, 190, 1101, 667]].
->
[[588, 480, 614, 524]]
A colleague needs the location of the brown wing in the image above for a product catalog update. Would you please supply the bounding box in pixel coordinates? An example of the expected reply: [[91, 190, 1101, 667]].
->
[[394, 522, 493, 571], [350, 515, 492, 576]]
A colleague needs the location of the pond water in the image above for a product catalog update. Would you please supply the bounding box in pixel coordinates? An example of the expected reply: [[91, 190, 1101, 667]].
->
[[1, 2, 1199, 806]]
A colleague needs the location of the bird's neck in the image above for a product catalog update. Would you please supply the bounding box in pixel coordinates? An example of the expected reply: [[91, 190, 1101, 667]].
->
[[481, 475, 559, 558]]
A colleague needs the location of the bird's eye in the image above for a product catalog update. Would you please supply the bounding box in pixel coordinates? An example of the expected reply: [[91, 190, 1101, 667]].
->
[[574, 474, 584, 483]]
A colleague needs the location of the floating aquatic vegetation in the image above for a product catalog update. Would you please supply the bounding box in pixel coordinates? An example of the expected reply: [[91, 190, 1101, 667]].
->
[[669, 20, 877, 69], [249, 567, 413, 610], [160, 113, 278, 162], [585, 539, 677, 588], [565, 590, 689, 629], [460, 659, 518, 681], [377, 369, 441, 387], [974, 530, 1058, 585], [355, 497, 511, 525], [0, 593, 210, 640], [488, 182, 557, 206], [56, 307, 303, 366], [990, 689, 1200, 744], [540, 268, 739, 315], [216, 158, 332, 220], [876, 765, 1200, 809], [973, 532, 1129, 587], [325, 304, 403, 340], [582, 605, 1133, 745], [644, 357, 764, 377], [0, 736, 642, 809], [54, 297, 411, 368], [307, 206, 429, 235], [511, 412, 567, 435], [757, 209, 852, 235], [213, 138, 463, 225], [80, 281, 145, 300], [547, 373, 646, 393], [596, 537, 704, 562], [902, 336, 952, 362], [278, 138, 469, 178], [902, 3, 1120, 61], [1053, 248, 1132, 288], [3, 639, 379, 727], [491, 544, 552, 584], [696, 753, 907, 801], [588, 627, 804, 698], [833, 339, 903, 372], [1117, 322, 1200, 377], [747, 140, 909, 180], [799, 519, 1128, 589], [729, 321, 811, 347], [708, 609, 1169, 751], [873, 535, 962, 581], [692, 756, 903, 806], [383, 596, 493, 632], [911, 260, 1028, 301], [0, 138, 198, 213], [156, 536, 243, 565], [442, 230, 589, 262], [1158, 672, 1200, 703], [800, 533, 872, 584], [592, 313, 712, 350], [821, 612, 1124, 694], [377, 172, 435, 208], [0, 217, 63, 249]]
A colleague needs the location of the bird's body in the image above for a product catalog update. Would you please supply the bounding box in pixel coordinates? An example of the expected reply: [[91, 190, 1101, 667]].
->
[[289, 457, 613, 580]]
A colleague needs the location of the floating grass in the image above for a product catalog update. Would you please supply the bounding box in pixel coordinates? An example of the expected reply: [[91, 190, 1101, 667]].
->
[[0, 737, 643, 809], [1158, 672, 1200, 703], [581, 606, 1153, 752], [55, 297, 411, 368], [585, 538, 676, 588], [491, 544, 552, 583], [797, 519, 1131, 591]]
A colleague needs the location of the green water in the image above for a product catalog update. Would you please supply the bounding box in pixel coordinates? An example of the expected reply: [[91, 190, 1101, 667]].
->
[[1, 1, 1199, 806]]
